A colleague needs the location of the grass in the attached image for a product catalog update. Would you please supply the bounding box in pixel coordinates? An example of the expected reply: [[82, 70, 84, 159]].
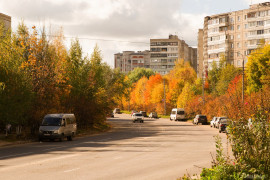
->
[[121, 110, 131, 114], [159, 115, 170, 119]]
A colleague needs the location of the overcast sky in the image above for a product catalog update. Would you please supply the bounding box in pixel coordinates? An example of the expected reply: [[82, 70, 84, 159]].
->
[[0, 0, 267, 67]]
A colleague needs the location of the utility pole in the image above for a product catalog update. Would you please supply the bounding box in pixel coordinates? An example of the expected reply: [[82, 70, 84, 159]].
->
[[202, 72, 205, 105], [163, 79, 166, 115], [242, 58, 245, 104]]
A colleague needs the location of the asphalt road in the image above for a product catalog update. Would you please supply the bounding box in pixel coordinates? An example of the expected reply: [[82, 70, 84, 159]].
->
[[0, 114, 229, 180]]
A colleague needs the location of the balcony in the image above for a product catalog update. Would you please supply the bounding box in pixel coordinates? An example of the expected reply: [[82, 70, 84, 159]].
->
[[208, 47, 226, 54]]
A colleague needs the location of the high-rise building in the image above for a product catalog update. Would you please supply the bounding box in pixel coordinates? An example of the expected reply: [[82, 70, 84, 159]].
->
[[114, 50, 150, 73], [150, 35, 197, 75], [199, 2, 270, 74], [0, 13, 11, 31]]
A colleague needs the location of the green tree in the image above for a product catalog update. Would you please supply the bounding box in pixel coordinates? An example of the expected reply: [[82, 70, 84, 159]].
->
[[128, 67, 155, 83]]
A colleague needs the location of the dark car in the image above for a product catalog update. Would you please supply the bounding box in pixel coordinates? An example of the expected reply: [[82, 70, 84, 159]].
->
[[140, 111, 147, 117], [149, 112, 158, 119], [193, 115, 208, 125], [219, 119, 228, 133]]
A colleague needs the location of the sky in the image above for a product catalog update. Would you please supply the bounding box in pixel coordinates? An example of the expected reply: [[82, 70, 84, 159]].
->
[[0, 0, 267, 67]]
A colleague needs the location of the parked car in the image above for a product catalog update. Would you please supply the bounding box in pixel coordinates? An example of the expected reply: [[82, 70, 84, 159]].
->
[[140, 111, 147, 117], [215, 117, 227, 129], [39, 114, 77, 141], [132, 113, 144, 123], [193, 114, 208, 125], [219, 119, 228, 133], [170, 108, 185, 121], [210, 117, 217, 128], [113, 108, 121, 114], [149, 112, 158, 119]]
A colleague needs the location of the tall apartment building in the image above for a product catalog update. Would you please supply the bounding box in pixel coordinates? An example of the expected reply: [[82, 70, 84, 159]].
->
[[150, 35, 197, 75], [199, 2, 270, 74], [114, 50, 150, 73], [0, 13, 11, 31]]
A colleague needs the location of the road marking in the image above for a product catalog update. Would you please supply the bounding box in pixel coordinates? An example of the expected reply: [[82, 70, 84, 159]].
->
[[64, 168, 80, 173], [0, 152, 34, 159]]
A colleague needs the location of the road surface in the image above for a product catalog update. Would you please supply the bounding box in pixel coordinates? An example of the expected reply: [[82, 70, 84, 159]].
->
[[0, 114, 229, 180]]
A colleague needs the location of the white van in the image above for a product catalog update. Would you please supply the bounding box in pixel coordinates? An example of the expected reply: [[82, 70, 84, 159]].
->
[[170, 108, 185, 121], [39, 114, 77, 141]]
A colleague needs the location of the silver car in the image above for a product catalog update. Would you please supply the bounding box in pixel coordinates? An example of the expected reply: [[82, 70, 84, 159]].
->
[[132, 113, 144, 123]]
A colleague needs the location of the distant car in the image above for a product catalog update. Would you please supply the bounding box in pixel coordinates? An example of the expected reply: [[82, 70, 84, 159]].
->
[[210, 117, 218, 128], [132, 113, 144, 123], [113, 108, 121, 114], [193, 115, 208, 125], [215, 117, 227, 129], [219, 119, 228, 133], [149, 112, 158, 119], [140, 111, 147, 117]]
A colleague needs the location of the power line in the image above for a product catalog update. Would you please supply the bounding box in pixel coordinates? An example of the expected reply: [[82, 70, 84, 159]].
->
[[44, 34, 150, 45]]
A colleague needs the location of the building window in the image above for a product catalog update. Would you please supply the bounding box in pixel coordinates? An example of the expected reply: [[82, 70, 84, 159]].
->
[[231, 43, 234, 48], [230, 17, 234, 23], [237, 25, 240, 30], [238, 16, 241, 21], [231, 35, 234, 39], [257, 30, 264, 35], [257, 21, 264, 26], [231, 25, 234, 30], [237, 43, 241, 48], [245, 24, 248, 29], [245, 15, 247, 20], [237, 60, 241, 66], [237, 34, 240, 39]]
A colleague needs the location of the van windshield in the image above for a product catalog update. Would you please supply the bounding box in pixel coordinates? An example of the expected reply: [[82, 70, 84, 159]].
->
[[177, 111, 184, 115], [42, 117, 62, 126]]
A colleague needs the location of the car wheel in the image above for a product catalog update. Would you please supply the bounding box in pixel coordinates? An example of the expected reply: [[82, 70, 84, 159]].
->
[[219, 130, 221, 133]]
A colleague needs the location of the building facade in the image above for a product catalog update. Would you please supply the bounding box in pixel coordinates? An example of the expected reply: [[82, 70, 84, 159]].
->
[[199, 2, 270, 74], [150, 35, 197, 75], [0, 13, 11, 31], [114, 50, 150, 73]]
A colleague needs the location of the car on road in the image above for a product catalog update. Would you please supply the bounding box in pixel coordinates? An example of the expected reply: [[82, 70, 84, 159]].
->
[[219, 118, 229, 133], [39, 114, 77, 142], [210, 117, 218, 128], [140, 111, 147, 117], [170, 108, 185, 121], [193, 114, 208, 125], [149, 112, 158, 119], [215, 117, 227, 129], [132, 113, 144, 123], [113, 108, 121, 114]]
